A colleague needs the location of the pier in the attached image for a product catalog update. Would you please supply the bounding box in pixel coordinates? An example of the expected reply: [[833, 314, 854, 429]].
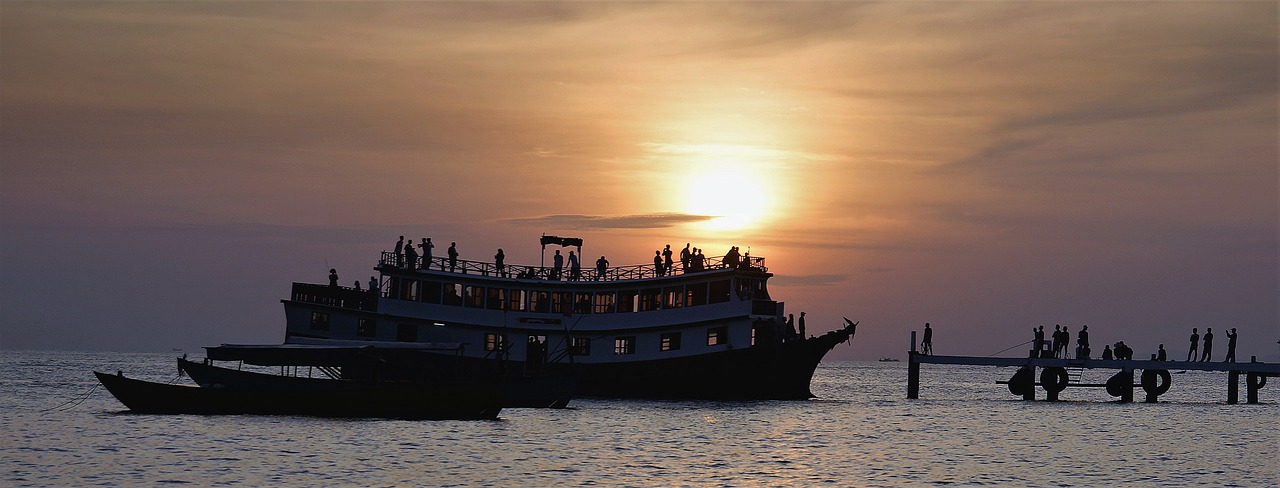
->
[[905, 331, 1280, 403]]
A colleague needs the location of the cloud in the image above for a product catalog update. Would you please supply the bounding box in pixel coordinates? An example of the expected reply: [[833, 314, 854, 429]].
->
[[503, 213, 713, 230]]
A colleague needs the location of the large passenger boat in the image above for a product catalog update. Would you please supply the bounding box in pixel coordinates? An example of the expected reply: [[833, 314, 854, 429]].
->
[[214, 236, 858, 400]]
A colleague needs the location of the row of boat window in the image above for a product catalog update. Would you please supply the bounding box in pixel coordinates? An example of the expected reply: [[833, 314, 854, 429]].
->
[[308, 312, 736, 355], [385, 277, 770, 313]]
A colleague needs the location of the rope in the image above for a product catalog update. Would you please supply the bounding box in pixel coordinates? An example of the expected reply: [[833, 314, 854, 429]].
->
[[39, 383, 100, 412], [987, 339, 1034, 357]]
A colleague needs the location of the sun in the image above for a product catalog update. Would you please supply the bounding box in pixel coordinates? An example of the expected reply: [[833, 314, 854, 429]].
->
[[684, 169, 770, 231]]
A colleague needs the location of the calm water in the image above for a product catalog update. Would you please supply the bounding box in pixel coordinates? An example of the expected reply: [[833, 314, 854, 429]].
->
[[2, 351, 1276, 486]]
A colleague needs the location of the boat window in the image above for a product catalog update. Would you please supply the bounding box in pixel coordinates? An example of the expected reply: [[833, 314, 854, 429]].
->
[[593, 292, 615, 314], [685, 282, 708, 307], [526, 336, 547, 366], [735, 278, 756, 300], [570, 337, 591, 356], [484, 333, 507, 352], [754, 280, 771, 300], [707, 326, 728, 346], [574, 292, 592, 314], [396, 323, 418, 342], [709, 280, 731, 304], [443, 283, 464, 306], [404, 279, 422, 301], [357, 318, 376, 338], [639, 288, 661, 311], [309, 311, 330, 331], [616, 290, 638, 313], [552, 291, 573, 315], [465, 285, 485, 308], [421, 280, 442, 304], [531, 291, 551, 313], [507, 289, 527, 312], [486, 287, 505, 310], [614, 336, 636, 355], [663, 286, 683, 309], [660, 332, 681, 351]]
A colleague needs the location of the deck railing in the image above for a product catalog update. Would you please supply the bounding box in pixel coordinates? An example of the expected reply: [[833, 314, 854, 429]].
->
[[291, 282, 378, 311], [377, 251, 767, 282]]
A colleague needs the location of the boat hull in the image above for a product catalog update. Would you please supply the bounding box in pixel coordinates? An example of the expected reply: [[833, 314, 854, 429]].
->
[[94, 371, 504, 420]]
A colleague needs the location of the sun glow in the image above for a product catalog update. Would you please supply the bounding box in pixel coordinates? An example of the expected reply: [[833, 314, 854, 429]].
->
[[643, 142, 785, 232]]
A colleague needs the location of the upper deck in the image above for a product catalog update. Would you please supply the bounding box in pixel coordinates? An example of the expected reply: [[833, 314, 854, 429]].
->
[[376, 250, 768, 282]]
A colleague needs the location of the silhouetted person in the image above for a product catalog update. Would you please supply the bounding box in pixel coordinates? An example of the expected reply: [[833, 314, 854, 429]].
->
[[394, 236, 405, 267], [696, 248, 706, 271], [329, 268, 339, 288], [798, 312, 807, 338], [1156, 344, 1166, 361], [680, 243, 691, 273], [1033, 326, 1045, 357], [662, 245, 673, 274], [552, 250, 564, 280], [654, 250, 665, 276], [786, 313, 797, 340], [404, 242, 418, 270], [495, 248, 506, 277], [921, 323, 933, 355], [353, 280, 362, 291], [1051, 325, 1063, 358], [1060, 326, 1070, 359], [1102, 345, 1113, 360], [1224, 328, 1237, 362], [1077, 325, 1090, 359], [448, 242, 458, 272], [595, 255, 609, 280], [1200, 328, 1213, 362], [368, 276, 378, 294], [1187, 328, 1199, 361], [421, 238, 434, 269], [568, 250, 581, 280]]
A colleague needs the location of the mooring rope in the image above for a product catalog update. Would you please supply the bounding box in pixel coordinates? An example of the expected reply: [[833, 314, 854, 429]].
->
[[39, 383, 100, 412], [987, 339, 1034, 357]]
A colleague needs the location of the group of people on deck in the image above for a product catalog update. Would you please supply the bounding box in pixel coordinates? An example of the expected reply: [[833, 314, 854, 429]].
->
[[653, 243, 754, 276]]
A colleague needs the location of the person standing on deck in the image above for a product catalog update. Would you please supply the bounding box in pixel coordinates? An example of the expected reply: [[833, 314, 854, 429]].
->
[[595, 255, 609, 281], [495, 248, 506, 277], [1187, 328, 1199, 361], [329, 269, 339, 288], [921, 323, 933, 355], [552, 250, 564, 280], [1200, 328, 1214, 362], [798, 312, 807, 339], [680, 243, 691, 273], [404, 241, 418, 270], [1224, 328, 1238, 362], [1051, 325, 1062, 358], [394, 236, 405, 267], [368, 276, 378, 295], [448, 242, 459, 272], [1156, 344, 1167, 361], [653, 250, 665, 276], [786, 314, 797, 340], [421, 238, 434, 269], [662, 245, 674, 275], [1077, 325, 1091, 359], [568, 250, 581, 280]]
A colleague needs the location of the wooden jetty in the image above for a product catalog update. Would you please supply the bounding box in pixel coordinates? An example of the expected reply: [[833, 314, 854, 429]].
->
[[905, 331, 1280, 403]]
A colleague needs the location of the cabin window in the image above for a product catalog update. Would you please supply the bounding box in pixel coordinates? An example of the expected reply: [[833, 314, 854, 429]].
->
[[709, 280, 731, 304], [707, 326, 728, 346], [570, 337, 591, 356], [486, 287, 506, 310], [663, 286, 683, 309], [616, 290, 638, 313], [399, 279, 418, 301], [552, 292, 573, 315], [685, 282, 708, 307], [574, 292, 593, 314], [507, 289, 527, 311], [531, 291, 551, 313], [443, 283, 464, 306], [309, 311, 330, 331], [421, 280, 442, 304], [660, 332, 681, 351], [593, 292, 615, 314], [396, 323, 418, 342], [639, 288, 661, 311], [357, 318, 376, 338], [484, 333, 507, 352], [465, 285, 485, 308], [735, 278, 756, 300], [614, 336, 636, 355]]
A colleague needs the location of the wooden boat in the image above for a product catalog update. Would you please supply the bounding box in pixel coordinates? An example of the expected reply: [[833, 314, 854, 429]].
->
[[94, 371, 504, 420]]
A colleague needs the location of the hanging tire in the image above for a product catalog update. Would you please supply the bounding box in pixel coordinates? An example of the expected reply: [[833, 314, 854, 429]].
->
[[1008, 367, 1034, 396], [1105, 371, 1131, 397], [1040, 367, 1069, 393], [1141, 369, 1172, 396], [1247, 374, 1267, 389]]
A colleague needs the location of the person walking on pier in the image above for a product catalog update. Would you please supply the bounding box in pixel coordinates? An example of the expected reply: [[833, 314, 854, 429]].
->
[[1200, 328, 1214, 362], [1225, 328, 1238, 363], [921, 323, 933, 355], [1187, 328, 1199, 361]]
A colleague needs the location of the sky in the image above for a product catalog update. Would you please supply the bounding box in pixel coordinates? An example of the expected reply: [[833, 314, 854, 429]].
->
[[2, 1, 1276, 361]]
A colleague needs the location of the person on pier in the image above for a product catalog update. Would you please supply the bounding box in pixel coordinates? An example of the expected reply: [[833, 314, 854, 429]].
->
[[1200, 328, 1213, 362], [1102, 344, 1114, 360], [1187, 328, 1199, 361], [1156, 344, 1167, 361], [1077, 325, 1091, 359], [1033, 326, 1045, 357], [1224, 328, 1238, 363], [1051, 325, 1062, 358], [921, 323, 933, 355]]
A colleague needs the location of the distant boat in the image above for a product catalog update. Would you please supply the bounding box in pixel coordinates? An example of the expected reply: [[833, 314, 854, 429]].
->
[[878, 357, 900, 362]]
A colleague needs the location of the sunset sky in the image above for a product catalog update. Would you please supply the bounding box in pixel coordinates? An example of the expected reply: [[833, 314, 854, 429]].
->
[[2, 1, 1276, 360]]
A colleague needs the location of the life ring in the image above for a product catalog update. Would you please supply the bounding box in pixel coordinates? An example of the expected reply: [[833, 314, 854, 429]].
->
[[1105, 371, 1131, 397], [1247, 374, 1267, 389], [1040, 367, 1069, 393], [1008, 367, 1034, 396], [1141, 369, 1172, 396]]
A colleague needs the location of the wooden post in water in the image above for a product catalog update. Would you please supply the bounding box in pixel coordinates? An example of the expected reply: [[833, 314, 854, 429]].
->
[[907, 331, 920, 399], [1227, 370, 1240, 404]]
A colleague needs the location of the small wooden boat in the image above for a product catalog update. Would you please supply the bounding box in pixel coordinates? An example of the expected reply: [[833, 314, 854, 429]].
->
[[94, 371, 504, 420], [878, 357, 900, 362]]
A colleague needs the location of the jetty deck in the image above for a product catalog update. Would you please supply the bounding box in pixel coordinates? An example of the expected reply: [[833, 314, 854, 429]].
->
[[905, 332, 1279, 404]]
